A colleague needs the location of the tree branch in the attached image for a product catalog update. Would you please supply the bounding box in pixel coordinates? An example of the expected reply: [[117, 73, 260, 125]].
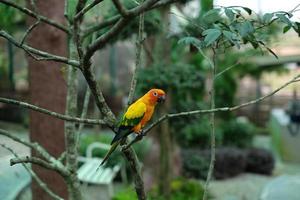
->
[[122, 146, 146, 200], [0, 97, 105, 125], [0, 0, 70, 34], [10, 156, 62, 173], [125, 73, 300, 148], [203, 48, 217, 200], [84, 0, 158, 59], [82, 0, 179, 38], [0, 30, 79, 67], [112, 0, 129, 17], [127, 11, 145, 105], [0, 129, 69, 176], [80, 65, 117, 128], [75, 0, 104, 21], [0, 144, 64, 200]]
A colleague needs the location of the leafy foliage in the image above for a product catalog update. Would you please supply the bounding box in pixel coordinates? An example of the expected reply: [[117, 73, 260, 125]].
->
[[137, 62, 206, 144], [149, 177, 210, 200], [0, 1, 25, 32], [245, 148, 275, 175], [214, 147, 247, 179], [181, 149, 210, 179], [180, 6, 299, 56], [182, 148, 247, 180], [112, 187, 138, 200], [177, 117, 223, 148], [221, 118, 256, 148]]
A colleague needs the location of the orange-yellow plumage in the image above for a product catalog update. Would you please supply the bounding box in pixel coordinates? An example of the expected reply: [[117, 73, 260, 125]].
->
[[99, 89, 166, 166]]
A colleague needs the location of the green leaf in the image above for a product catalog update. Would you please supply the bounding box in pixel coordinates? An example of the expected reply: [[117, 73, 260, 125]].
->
[[292, 22, 300, 36], [276, 14, 292, 26], [202, 8, 221, 24], [249, 40, 259, 49], [223, 30, 240, 48], [225, 8, 235, 22], [241, 7, 252, 15], [283, 25, 291, 33], [178, 37, 205, 49], [202, 29, 222, 46], [266, 47, 278, 59], [262, 13, 274, 24], [67, 0, 78, 19], [238, 21, 254, 37]]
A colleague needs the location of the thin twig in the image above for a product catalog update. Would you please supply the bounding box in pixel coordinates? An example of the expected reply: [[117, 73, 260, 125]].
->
[[0, 128, 50, 160], [0, 144, 64, 200], [0, 129, 69, 176], [203, 48, 217, 200], [111, 72, 300, 150], [83, 0, 159, 57], [127, 10, 145, 105], [20, 0, 41, 45], [122, 146, 146, 200], [0, 0, 69, 34], [75, 0, 104, 21], [20, 20, 41, 45], [10, 156, 61, 173], [144, 73, 300, 135], [215, 61, 240, 79], [0, 97, 105, 125], [112, 0, 129, 17], [0, 30, 79, 67], [75, 87, 91, 148], [82, 0, 179, 38]]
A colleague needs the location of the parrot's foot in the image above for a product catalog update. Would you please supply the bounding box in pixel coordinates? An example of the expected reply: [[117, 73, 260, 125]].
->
[[136, 130, 146, 137], [122, 131, 145, 150]]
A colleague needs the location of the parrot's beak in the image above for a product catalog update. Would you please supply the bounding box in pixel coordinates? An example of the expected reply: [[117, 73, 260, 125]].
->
[[157, 95, 166, 103]]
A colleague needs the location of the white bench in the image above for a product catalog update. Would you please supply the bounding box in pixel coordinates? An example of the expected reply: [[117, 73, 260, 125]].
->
[[77, 142, 126, 199]]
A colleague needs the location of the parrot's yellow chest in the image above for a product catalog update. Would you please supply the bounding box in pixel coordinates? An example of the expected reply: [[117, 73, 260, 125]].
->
[[132, 105, 155, 133]]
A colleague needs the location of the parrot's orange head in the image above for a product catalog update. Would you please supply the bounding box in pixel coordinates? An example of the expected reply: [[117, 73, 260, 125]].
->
[[147, 89, 166, 104]]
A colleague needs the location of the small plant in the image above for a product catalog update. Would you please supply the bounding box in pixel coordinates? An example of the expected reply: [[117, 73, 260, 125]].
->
[[149, 177, 210, 200], [178, 118, 223, 148], [221, 118, 255, 148], [182, 147, 247, 180], [181, 149, 210, 179], [245, 148, 275, 175], [214, 147, 247, 179], [112, 187, 137, 200]]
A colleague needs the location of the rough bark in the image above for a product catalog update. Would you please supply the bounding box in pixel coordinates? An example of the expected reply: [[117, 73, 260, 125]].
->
[[157, 6, 172, 199], [27, 0, 68, 199]]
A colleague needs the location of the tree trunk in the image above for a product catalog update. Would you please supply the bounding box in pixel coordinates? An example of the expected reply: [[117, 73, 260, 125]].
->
[[157, 6, 172, 200], [27, 0, 68, 199]]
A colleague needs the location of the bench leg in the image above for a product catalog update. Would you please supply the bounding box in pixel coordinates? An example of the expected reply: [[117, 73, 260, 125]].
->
[[107, 183, 113, 199]]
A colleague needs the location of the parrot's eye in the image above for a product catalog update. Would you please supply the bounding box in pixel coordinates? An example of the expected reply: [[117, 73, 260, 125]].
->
[[153, 92, 158, 96]]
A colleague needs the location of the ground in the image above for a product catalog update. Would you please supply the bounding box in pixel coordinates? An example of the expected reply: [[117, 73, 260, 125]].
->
[[1, 122, 300, 200]]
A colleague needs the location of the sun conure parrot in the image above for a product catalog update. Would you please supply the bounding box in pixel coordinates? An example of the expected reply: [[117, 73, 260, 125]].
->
[[100, 89, 166, 165]]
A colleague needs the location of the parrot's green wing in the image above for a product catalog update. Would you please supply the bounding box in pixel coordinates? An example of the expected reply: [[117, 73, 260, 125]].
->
[[100, 101, 146, 166], [111, 101, 146, 144], [121, 101, 147, 126]]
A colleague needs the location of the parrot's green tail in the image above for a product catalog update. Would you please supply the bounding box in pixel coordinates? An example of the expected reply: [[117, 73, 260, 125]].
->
[[97, 140, 121, 169]]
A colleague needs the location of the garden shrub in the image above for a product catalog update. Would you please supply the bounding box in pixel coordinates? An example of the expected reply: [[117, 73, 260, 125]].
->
[[221, 118, 255, 148], [181, 149, 210, 179], [112, 187, 137, 200], [182, 148, 247, 180], [113, 178, 210, 200], [214, 147, 247, 179], [149, 177, 211, 200], [178, 117, 223, 148], [245, 148, 275, 175]]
